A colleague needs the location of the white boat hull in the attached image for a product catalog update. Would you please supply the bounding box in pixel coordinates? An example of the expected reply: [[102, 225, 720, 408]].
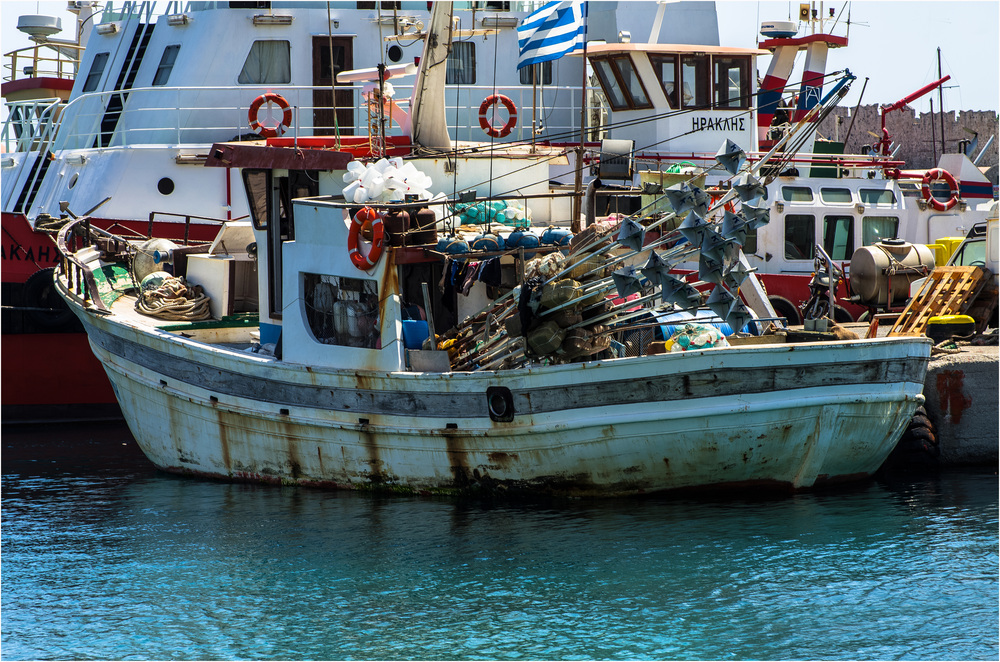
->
[[74, 308, 929, 497]]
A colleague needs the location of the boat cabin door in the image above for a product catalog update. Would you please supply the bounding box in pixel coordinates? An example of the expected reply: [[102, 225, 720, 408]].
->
[[313, 36, 354, 136], [251, 170, 319, 321]]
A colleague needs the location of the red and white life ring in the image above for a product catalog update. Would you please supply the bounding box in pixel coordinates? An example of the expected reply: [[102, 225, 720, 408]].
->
[[478, 94, 517, 138], [920, 168, 960, 212], [348, 207, 385, 270], [248, 92, 293, 138]]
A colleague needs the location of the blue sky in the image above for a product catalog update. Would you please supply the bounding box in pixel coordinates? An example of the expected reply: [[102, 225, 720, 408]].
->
[[716, 1, 999, 114], [2, 1, 998, 113]]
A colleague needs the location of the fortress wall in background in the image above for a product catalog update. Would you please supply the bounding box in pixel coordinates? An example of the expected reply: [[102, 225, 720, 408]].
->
[[815, 106, 999, 182]]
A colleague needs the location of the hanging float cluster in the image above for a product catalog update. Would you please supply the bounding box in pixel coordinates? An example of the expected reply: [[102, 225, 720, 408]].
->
[[342, 158, 438, 204]]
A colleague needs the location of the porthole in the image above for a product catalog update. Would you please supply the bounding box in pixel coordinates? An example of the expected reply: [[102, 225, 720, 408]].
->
[[387, 44, 403, 62], [68, 173, 78, 189], [157, 177, 175, 195]]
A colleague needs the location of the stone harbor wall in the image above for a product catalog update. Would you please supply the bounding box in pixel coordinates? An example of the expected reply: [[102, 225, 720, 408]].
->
[[923, 345, 999, 466], [815, 106, 1000, 183]]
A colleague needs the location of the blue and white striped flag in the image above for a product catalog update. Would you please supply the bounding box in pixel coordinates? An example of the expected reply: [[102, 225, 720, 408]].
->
[[516, 1, 588, 71]]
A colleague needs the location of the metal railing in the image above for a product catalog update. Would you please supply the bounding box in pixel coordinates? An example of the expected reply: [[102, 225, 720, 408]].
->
[[4, 82, 596, 154], [3, 44, 84, 84]]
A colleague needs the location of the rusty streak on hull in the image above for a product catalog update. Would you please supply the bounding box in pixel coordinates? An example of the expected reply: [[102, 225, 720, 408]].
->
[[82, 308, 929, 498]]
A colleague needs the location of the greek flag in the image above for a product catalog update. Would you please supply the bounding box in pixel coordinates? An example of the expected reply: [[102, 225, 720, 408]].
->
[[516, 1, 588, 70]]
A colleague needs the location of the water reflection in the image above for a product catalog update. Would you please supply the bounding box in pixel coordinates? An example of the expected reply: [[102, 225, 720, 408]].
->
[[2, 423, 997, 661]]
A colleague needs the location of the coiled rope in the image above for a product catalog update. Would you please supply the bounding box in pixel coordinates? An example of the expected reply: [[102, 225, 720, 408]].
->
[[136, 276, 211, 321]]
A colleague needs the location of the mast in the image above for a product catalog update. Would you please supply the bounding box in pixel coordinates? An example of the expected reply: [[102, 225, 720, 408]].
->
[[937, 47, 946, 157], [409, 2, 455, 151]]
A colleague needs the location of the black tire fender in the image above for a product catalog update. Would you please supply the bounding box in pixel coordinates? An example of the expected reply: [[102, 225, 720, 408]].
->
[[23, 267, 75, 330], [767, 295, 801, 326]]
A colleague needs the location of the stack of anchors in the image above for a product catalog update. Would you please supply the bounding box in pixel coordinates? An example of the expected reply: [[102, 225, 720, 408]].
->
[[446, 228, 621, 371], [441, 138, 788, 372]]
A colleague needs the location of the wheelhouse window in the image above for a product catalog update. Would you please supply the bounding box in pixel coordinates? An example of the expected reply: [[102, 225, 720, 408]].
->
[[823, 215, 854, 260], [862, 216, 899, 245], [820, 187, 853, 204], [781, 186, 814, 203], [649, 54, 677, 108], [152, 45, 180, 86], [859, 188, 896, 205], [238, 40, 291, 85], [650, 52, 752, 110], [713, 57, 749, 109], [446, 41, 476, 84], [304, 274, 381, 349], [82, 52, 109, 93], [784, 214, 814, 260], [590, 55, 652, 110], [243, 169, 270, 230], [519, 61, 552, 85], [680, 55, 709, 107]]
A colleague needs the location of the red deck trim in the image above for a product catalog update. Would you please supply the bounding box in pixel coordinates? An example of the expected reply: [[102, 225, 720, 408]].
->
[[1, 76, 75, 96], [206, 142, 357, 170], [759, 34, 849, 50]]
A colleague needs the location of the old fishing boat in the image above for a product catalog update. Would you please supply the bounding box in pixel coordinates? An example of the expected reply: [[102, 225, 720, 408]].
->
[[4, 1, 986, 422], [52, 3, 931, 497]]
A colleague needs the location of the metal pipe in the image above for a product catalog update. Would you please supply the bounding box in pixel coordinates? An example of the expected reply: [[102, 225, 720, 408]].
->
[[974, 135, 995, 166]]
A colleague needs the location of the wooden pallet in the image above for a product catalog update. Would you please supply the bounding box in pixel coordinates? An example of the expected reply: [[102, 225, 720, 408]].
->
[[887, 266, 986, 336]]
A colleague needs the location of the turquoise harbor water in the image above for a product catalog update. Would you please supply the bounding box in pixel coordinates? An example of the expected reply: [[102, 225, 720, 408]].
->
[[2, 422, 997, 661]]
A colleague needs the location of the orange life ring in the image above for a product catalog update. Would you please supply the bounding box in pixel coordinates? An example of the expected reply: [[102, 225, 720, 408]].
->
[[348, 207, 385, 270], [248, 92, 293, 138], [478, 94, 517, 138], [921, 168, 960, 212]]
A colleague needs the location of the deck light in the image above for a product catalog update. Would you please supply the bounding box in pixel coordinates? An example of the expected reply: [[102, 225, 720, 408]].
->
[[252, 14, 293, 26], [481, 16, 518, 28]]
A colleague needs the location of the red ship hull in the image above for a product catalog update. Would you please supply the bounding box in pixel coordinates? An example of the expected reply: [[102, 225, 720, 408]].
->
[[2, 211, 221, 421]]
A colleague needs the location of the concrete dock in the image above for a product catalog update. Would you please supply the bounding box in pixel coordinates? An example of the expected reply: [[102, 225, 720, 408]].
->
[[923, 343, 999, 466]]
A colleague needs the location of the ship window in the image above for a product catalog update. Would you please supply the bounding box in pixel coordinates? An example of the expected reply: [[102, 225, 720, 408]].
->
[[589, 55, 652, 110], [781, 186, 813, 203], [862, 216, 899, 245], [859, 188, 896, 205], [446, 41, 476, 85], [713, 56, 749, 109], [611, 56, 651, 108], [649, 54, 678, 108], [243, 169, 270, 230], [680, 55, 709, 107], [592, 59, 628, 110], [82, 52, 109, 93], [519, 61, 552, 85], [303, 273, 381, 349], [823, 215, 854, 260], [152, 45, 180, 86], [820, 187, 853, 204], [784, 214, 814, 260], [238, 40, 291, 85]]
